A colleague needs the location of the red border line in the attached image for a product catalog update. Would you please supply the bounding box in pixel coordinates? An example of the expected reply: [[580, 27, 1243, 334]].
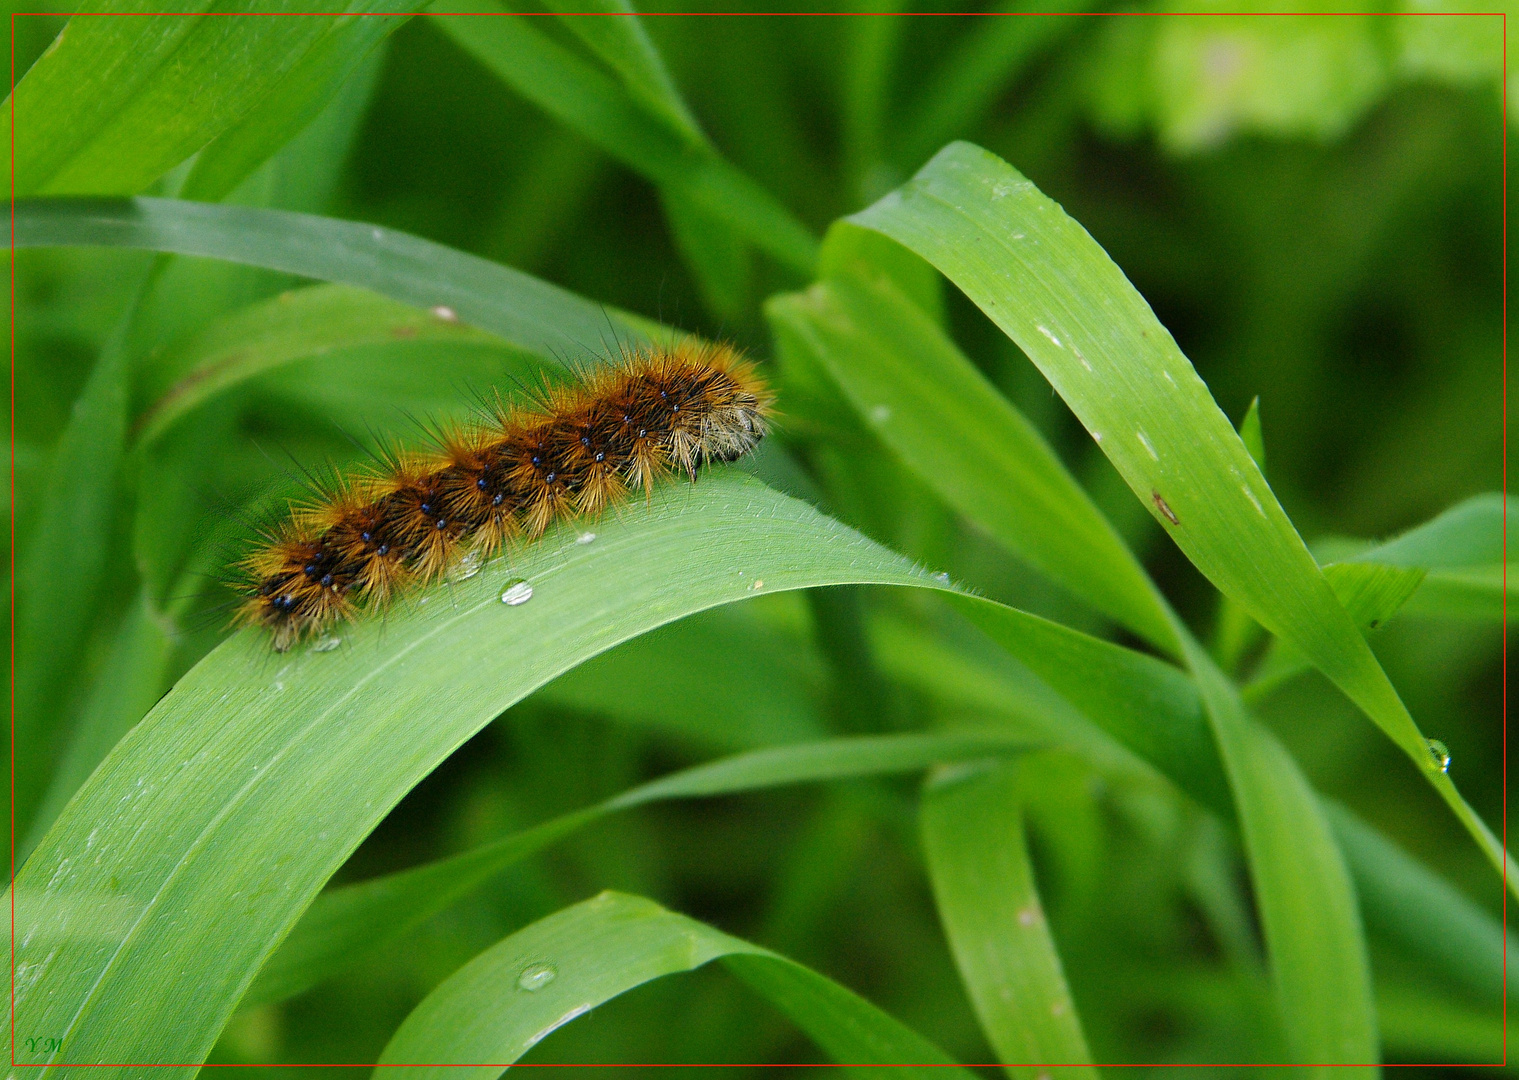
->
[[5, 8, 1512, 1075]]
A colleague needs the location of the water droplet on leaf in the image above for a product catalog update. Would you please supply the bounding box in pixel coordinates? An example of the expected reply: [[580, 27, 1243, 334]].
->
[[1426, 739, 1451, 773], [517, 963, 557, 992], [311, 635, 341, 653], [501, 579, 534, 606]]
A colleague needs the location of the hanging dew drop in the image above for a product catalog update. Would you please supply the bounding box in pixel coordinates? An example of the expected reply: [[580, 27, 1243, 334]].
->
[[517, 963, 557, 992], [500, 579, 534, 606], [1425, 739, 1451, 773]]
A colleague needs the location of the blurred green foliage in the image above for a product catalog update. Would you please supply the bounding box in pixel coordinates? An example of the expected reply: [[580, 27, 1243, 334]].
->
[[8, 3, 1508, 1074]]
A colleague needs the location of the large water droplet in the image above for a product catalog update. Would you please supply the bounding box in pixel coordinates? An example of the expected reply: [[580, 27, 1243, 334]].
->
[[1426, 739, 1451, 773], [576, 531, 597, 545], [500, 579, 534, 606], [518, 963, 557, 992], [310, 635, 341, 653]]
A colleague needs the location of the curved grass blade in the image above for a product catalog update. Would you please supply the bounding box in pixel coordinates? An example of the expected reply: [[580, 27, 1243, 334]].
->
[[766, 272, 1175, 653], [827, 147, 1378, 1067], [134, 282, 517, 446], [251, 732, 1035, 1007], [430, 3, 817, 276], [11, 473, 952, 1071], [5, 1, 352, 198], [848, 139, 1510, 894], [374, 891, 973, 1078], [920, 761, 1096, 1077], [15, 196, 654, 362]]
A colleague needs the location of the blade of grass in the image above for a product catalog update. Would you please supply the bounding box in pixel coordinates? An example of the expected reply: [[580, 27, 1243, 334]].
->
[[12, 474, 959, 1070], [848, 139, 1510, 894], [178, 8, 413, 203], [13, 269, 144, 840], [765, 272, 1175, 653], [920, 760, 1097, 1078], [133, 282, 517, 446], [430, 2, 818, 275], [543, 0, 703, 143], [1351, 492, 1511, 620], [832, 148, 1378, 1068], [1326, 800, 1512, 1006], [374, 891, 974, 1079], [15, 197, 657, 363], [526, 2, 756, 317], [247, 732, 1037, 1008], [6, 1, 353, 197]]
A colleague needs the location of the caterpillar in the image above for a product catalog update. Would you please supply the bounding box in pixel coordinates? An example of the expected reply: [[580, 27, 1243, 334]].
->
[[235, 339, 774, 651]]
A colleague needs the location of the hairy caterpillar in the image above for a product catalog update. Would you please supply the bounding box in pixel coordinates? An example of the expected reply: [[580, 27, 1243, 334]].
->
[[235, 339, 773, 651]]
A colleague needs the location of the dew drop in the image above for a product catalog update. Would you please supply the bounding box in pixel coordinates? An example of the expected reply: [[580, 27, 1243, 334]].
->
[[517, 963, 557, 992], [431, 304, 458, 322], [501, 579, 534, 606], [1017, 904, 1040, 927], [576, 531, 597, 545], [1241, 485, 1265, 516], [448, 549, 484, 582], [1091, 430, 1104, 443], [1426, 739, 1451, 773], [870, 404, 892, 424], [1136, 430, 1159, 461], [310, 635, 341, 653], [750, 579, 765, 591], [1036, 324, 1062, 348], [931, 571, 951, 585]]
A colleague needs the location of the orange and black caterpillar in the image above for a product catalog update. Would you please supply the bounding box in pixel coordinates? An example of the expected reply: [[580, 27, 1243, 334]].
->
[[236, 339, 773, 651]]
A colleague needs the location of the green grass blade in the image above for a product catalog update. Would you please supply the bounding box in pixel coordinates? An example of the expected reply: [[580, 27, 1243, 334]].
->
[[1326, 800, 1512, 1006], [1180, 638, 1378, 1073], [178, 10, 413, 203], [134, 282, 516, 446], [13, 275, 141, 839], [15, 196, 651, 363], [848, 140, 1510, 893], [5, 2, 354, 198], [248, 732, 1037, 1008], [766, 272, 1175, 652], [920, 761, 1097, 1077], [537, 608, 827, 750], [375, 891, 972, 1078], [543, 0, 703, 143], [1350, 493, 1511, 620], [12, 474, 951, 1070], [431, 3, 818, 275]]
